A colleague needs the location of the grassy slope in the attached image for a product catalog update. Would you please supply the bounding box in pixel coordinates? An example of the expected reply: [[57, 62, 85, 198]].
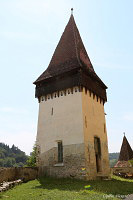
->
[[0, 176, 133, 200]]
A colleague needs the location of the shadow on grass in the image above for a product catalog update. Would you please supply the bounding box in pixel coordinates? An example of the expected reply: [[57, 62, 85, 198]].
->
[[33, 176, 133, 195]]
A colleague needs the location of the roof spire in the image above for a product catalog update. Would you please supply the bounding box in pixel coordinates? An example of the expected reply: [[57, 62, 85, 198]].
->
[[123, 132, 125, 136], [71, 8, 73, 15], [118, 135, 133, 161]]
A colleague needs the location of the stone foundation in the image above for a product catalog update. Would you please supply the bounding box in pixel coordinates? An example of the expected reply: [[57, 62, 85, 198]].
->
[[38, 143, 110, 180], [38, 143, 87, 179]]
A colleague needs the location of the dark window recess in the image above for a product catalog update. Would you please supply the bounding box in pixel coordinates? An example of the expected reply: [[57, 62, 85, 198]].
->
[[94, 137, 101, 172], [58, 141, 63, 163], [51, 107, 53, 115], [85, 116, 87, 128], [104, 123, 106, 133]]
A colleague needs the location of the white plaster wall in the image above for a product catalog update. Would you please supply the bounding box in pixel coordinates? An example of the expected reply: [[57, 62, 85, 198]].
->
[[36, 89, 84, 154]]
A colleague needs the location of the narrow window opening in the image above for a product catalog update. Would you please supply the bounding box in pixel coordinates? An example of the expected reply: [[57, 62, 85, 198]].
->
[[68, 90, 70, 94], [104, 123, 106, 133], [51, 107, 53, 115], [75, 88, 77, 92], [85, 116, 87, 128], [58, 141, 63, 163], [94, 137, 101, 172]]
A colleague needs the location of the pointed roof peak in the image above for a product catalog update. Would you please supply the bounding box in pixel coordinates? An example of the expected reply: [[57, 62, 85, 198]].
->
[[118, 135, 133, 161], [34, 13, 94, 83], [34, 13, 107, 101], [71, 8, 74, 15]]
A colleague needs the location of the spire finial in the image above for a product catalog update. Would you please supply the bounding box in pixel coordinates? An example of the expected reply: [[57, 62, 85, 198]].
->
[[71, 8, 73, 15], [123, 132, 125, 137]]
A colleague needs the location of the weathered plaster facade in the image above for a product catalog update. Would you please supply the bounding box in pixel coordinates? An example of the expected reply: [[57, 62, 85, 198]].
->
[[36, 87, 110, 179], [81, 88, 110, 179]]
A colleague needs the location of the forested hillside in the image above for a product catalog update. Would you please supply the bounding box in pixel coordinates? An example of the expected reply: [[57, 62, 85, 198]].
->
[[0, 143, 28, 167], [109, 152, 119, 167]]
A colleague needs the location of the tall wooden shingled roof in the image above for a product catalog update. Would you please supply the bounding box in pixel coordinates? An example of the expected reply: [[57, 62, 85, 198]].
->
[[34, 13, 107, 101], [34, 14, 95, 82], [118, 136, 133, 161]]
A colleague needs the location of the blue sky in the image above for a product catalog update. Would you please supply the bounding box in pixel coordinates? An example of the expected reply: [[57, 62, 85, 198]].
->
[[0, 0, 133, 155]]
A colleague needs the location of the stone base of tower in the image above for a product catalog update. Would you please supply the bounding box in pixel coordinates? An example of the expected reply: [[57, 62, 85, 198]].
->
[[37, 143, 110, 180], [38, 143, 86, 180]]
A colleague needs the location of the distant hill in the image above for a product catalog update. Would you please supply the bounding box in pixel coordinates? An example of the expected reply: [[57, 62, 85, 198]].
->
[[0, 143, 28, 167], [109, 153, 119, 167]]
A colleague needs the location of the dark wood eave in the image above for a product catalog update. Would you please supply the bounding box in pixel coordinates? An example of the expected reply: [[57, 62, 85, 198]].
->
[[34, 64, 107, 90]]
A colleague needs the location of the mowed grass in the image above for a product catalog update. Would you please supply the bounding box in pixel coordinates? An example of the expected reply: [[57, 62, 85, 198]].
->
[[0, 175, 133, 200]]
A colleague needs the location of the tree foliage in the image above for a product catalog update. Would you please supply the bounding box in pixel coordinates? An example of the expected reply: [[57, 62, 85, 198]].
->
[[109, 153, 119, 167], [26, 144, 37, 167], [0, 143, 28, 167]]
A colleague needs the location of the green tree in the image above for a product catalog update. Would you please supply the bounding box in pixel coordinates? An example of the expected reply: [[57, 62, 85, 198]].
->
[[0, 159, 4, 167], [0, 143, 28, 167], [26, 144, 37, 167]]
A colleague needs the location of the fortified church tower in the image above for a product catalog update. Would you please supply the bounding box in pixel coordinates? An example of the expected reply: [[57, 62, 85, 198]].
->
[[34, 11, 110, 180]]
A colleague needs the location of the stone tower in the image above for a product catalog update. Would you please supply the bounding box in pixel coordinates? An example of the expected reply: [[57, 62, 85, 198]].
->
[[115, 136, 133, 167], [34, 13, 110, 180]]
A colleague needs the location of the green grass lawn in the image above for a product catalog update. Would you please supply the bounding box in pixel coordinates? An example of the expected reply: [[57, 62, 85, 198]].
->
[[0, 176, 133, 200]]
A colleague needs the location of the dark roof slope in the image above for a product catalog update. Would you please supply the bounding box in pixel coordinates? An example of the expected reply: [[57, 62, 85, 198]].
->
[[34, 14, 104, 86], [119, 136, 133, 161]]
